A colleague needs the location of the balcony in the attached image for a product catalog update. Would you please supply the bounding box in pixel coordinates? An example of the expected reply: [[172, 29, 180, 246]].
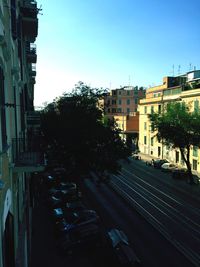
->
[[29, 63, 36, 77], [27, 111, 40, 125], [26, 42, 37, 63], [21, 1, 38, 41], [12, 137, 45, 173]]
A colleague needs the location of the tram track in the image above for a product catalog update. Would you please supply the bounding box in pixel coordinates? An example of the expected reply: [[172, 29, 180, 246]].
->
[[109, 168, 200, 267]]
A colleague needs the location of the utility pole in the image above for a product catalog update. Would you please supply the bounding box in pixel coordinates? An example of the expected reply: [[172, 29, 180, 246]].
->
[[161, 91, 164, 159]]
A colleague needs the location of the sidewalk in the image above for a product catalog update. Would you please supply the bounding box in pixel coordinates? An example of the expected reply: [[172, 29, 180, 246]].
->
[[138, 152, 158, 164], [138, 152, 200, 201]]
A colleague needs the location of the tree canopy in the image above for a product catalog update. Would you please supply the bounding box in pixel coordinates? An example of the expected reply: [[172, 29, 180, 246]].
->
[[40, 82, 131, 177], [149, 101, 200, 183]]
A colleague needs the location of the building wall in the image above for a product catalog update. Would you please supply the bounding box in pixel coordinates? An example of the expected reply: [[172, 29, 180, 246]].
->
[[138, 74, 200, 174], [0, 1, 39, 267], [104, 86, 145, 115], [126, 113, 139, 132]]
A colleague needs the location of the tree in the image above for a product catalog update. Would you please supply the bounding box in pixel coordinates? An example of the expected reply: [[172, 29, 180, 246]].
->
[[149, 101, 200, 184], [40, 82, 131, 177]]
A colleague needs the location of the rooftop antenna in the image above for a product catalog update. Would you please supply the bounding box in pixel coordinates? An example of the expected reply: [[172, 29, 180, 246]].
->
[[178, 65, 181, 75], [194, 66, 196, 71], [189, 63, 192, 71], [172, 64, 175, 76]]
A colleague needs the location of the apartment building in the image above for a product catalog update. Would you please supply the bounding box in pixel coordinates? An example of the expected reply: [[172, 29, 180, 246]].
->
[[138, 70, 200, 173], [104, 86, 145, 145], [0, 1, 43, 267], [104, 86, 145, 115]]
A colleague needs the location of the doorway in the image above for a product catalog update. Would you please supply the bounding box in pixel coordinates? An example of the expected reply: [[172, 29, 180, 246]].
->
[[2, 212, 15, 267]]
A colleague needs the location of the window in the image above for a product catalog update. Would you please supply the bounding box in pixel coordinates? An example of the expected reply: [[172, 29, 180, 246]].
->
[[112, 99, 116, 105], [194, 100, 199, 112], [0, 156, 2, 177], [134, 98, 138, 104], [158, 147, 161, 157], [107, 108, 110, 113], [144, 136, 147, 145], [112, 108, 116, 113], [117, 108, 122, 113], [127, 99, 130, 105], [0, 67, 7, 150], [175, 151, 179, 163], [151, 106, 154, 114], [127, 91, 130, 96], [144, 106, 147, 114], [118, 99, 122, 105], [193, 146, 198, 157], [11, 0, 17, 39], [144, 122, 147, 130], [151, 137, 154, 146], [151, 124, 155, 132], [127, 108, 130, 113], [134, 91, 138, 95], [118, 91, 122, 95], [193, 159, 198, 171], [158, 104, 161, 114]]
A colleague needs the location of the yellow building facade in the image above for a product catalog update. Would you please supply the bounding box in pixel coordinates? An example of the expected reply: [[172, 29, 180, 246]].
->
[[0, 1, 43, 267], [138, 72, 200, 174]]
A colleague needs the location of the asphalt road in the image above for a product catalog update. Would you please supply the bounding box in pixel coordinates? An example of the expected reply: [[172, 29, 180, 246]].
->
[[31, 158, 199, 267], [104, 158, 200, 266]]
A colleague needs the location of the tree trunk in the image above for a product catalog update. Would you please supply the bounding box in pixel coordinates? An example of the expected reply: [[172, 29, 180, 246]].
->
[[179, 147, 194, 184]]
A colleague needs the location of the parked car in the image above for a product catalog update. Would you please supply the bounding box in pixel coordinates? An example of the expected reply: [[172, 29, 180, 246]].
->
[[57, 223, 103, 252], [171, 168, 199, 184], [47, 189, 82, 208], [152, 159, 169, 169], [48, 182, 77, 195], [172, 168, 188, 179], [54, 209, 100, 236], [131, 153, 140, 160], [107, 229, 141, 267], [43, 174, 57, 188], [52, 201, 86, 219], [161, 163, 178, 172]]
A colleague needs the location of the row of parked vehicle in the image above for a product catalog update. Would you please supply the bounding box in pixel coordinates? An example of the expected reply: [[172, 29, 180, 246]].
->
[[43, 166, 141, 266], [146, 158, 199, 181]]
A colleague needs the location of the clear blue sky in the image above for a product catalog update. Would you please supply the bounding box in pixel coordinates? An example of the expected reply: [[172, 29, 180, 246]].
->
[[34, 0, 200, 107]]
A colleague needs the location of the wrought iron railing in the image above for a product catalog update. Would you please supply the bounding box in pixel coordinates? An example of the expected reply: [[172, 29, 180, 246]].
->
[[12, 137, 44, 166]]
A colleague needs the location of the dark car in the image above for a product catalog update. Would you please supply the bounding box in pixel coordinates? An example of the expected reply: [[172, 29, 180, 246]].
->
[[152, 159, 169, 169], [172, 168, 188, 179], [48, 182, 77, 195], [52, 201, 86, 219], [171, 169, 200, 184], [57, 223, 103, 253], [47, 189, 82, 208], [43, 174, 57, 188], [131, 153, 140, 160], [54, 209, 100, 238], [107, 229, 141, 267]]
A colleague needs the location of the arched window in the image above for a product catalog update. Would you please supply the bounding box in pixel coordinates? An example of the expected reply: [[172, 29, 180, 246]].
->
[[0, 67, 7, 150]]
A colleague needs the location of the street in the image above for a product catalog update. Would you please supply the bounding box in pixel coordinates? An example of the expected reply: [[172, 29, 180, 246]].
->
[[31, 157, 200, 267], [84, 158, 200, 267]]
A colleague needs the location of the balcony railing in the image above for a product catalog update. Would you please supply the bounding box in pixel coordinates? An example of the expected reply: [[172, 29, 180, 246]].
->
[[21, 1, 38, 41], [26, 42, 37, 63], [29, 63, 36, 77], [27, 111, 41, 127], [12, 137, 45, 172]]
